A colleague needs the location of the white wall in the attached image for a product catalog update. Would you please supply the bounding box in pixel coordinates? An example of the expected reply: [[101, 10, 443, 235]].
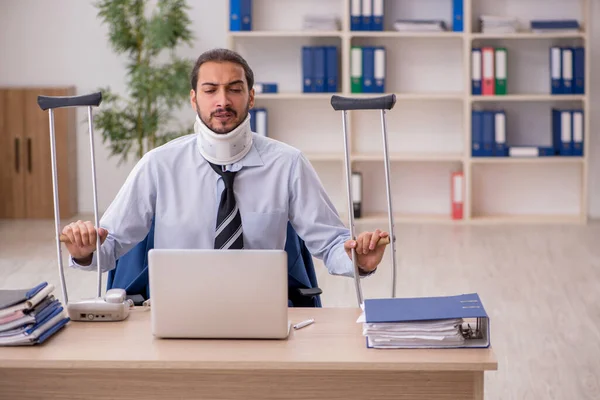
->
[[0, 0, 599, 218], [0, 0, 226, 214]]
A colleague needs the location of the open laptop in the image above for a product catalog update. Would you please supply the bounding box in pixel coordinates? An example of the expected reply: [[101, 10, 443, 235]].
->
[[147, 248, 291, 339]]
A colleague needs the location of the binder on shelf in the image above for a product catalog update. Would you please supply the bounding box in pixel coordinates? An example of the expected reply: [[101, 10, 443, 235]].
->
[[481, 110, 494, 156], [550, 47, 562, 94], [362, 46, 375, 93], [482, 47, 495, 95], [373, 47, 385, 93], [452, 0, 463, 32], [471, 48, 482, 95], [451, 171, 463, 220], [361, 0, 372, 31], [254, 83, 278, 94], [240, 0, 252, 31], [371, 0, 383, 31], [351, 47, 363, 93], [508, 146, 555, 157], [494, 48, 507, 95], [255, 108, 268, 137], [350, 0, 362, 31], [471, 110, 483, 157], [360, 293, 490, 349], [572, 109, 583, 156], [302, 46, 314, 93], [552, 108, 572, 155], [229, 0, 242, 31], [313, 46, 326, 93], [530, 19, 580, 33], [573, 47, 585, 94], [249, 109, 256, 132], [352, 172, 362, 218], [562, 47, 573, 94], [494, 110, 507, 156], [326, 46, 339, 93]]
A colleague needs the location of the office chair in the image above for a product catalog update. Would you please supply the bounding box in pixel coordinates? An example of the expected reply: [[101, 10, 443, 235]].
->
[[106, 219, 322, 307]]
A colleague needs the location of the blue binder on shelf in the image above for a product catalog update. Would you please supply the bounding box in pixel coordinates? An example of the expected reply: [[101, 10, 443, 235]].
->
[[240, 0, 252, 31], [573, 47, 585, 94], [325, 46, 338, 93], [350, 0, 362, 31], [363, 293, 490, 349], [362, 46, 375, 93], [452, 0, 464, 32], [302, 46, 314, 93], [550, 46, 562, 94]]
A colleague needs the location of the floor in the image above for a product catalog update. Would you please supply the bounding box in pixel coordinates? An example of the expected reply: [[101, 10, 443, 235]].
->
[[1, 216, 599, 399]]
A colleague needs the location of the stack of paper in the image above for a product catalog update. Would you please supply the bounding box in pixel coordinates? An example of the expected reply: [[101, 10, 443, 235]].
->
[[302, 15, 340, 31], [0, 282, 70, 346], [393, 19, 447, 32], [358, 293, 490, 349], [479, 15, 519, 34], [361, 318, 466, 348]]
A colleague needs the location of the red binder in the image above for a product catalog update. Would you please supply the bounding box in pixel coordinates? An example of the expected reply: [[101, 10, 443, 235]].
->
[[451, 172, 464, 220], [482, 47, 495, 95]]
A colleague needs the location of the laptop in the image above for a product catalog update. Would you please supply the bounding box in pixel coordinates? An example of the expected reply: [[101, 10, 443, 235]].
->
[[147, 248, 291, 339]]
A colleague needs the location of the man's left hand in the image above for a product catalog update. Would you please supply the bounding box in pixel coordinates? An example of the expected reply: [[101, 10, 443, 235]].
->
[[344, 229, 390, 273]]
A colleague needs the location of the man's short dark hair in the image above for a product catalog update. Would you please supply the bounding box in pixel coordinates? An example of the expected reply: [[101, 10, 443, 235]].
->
[[190, 48, 254, 91]]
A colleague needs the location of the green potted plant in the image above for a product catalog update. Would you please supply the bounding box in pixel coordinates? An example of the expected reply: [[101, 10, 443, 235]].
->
[[94, 0, 195, 164]]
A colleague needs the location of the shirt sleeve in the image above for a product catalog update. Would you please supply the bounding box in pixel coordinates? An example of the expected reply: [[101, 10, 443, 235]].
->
[[287, 152, 371, 278], [69, 152, 157, 273]]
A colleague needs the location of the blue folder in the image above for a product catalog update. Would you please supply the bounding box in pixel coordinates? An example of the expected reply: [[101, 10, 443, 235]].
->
[[364, 293, 490, 348]]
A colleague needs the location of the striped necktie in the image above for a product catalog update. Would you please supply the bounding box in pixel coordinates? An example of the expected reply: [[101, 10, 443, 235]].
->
[[209, 162, 244, 249]]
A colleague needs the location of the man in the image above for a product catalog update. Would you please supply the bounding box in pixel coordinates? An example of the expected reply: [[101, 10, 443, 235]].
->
[[63, 48, 389, 279]]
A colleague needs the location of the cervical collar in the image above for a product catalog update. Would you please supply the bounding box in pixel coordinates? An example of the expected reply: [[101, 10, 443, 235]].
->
[[195, 112, 253, 165]]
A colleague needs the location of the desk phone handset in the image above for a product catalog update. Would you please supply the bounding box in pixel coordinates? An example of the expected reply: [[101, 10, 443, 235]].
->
[[66, 288, 132, 322]]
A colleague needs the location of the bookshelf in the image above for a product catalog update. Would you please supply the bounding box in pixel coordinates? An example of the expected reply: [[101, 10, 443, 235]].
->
[[226, 0, 591, 225]]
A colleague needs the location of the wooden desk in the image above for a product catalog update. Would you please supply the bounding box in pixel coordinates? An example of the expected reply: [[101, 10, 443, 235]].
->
[[0, 307, 497, 400]]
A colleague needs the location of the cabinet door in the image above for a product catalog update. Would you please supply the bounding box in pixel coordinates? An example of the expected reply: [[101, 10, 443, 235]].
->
[[0, 89, 26, 218], [24, 87, 77, 219]]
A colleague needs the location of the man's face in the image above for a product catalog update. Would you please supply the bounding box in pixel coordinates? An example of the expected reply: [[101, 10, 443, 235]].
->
[[190, 61, 254, 134]]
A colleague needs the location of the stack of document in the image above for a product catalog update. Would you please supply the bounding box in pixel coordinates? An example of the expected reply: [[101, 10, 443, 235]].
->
[[0, 282, 70, 346], [479, 15, 518, 34], [302, 15, 340, 31], [393, 19, 447, 32], [358, 293, 490, 349]]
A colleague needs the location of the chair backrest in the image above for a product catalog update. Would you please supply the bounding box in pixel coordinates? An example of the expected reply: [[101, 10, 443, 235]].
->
[[106, 219, 322, 307]]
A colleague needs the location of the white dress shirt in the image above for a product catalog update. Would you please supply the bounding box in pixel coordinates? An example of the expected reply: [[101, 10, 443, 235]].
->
[[70, 132, 358, 277]]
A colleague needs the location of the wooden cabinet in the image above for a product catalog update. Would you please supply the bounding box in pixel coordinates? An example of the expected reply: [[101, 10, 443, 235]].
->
[[0, 87, 77, 219]]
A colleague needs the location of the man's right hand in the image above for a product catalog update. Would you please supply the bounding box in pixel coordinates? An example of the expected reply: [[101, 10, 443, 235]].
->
[[61, 220, 108, 265]]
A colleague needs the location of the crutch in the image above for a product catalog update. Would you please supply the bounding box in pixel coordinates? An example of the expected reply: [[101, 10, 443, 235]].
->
[[38, 92, 130, 322], [330, 94, 397, 307]]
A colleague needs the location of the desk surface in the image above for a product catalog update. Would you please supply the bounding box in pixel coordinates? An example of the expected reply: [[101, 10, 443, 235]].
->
[[0, 307, 497, 372]]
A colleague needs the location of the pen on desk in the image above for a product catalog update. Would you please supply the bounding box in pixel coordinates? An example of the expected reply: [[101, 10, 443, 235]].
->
[[293, 318, 315, 330]]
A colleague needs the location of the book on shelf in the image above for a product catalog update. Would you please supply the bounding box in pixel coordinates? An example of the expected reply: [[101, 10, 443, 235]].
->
[[472, 47, 507, 96], [471, 108, 584, 158], [350, 46, 385, 93], [550, 46, 585, 95], [530, 19, 580, 33], [302, 46, 339, 93]]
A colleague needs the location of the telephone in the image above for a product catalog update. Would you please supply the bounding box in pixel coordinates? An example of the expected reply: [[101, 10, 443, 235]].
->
[[67, 288, 132, 322]]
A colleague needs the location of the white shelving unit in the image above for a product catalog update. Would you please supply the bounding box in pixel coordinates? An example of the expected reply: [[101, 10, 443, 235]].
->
[[226, 0, 591, 225]]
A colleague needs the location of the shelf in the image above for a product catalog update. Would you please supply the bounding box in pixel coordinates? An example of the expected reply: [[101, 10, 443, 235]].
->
[[471, 156, 584, 164], [471, 31, 586, 40], [351, 213, 462, 225], [229, 30, 342, 38], [471, 94, 586, 102], [470, 214, 584, 225], [305, 153, 344, 162], [350, 31, 463, 39], [254, 93, 336, 100], [353, 153, 463, 162]]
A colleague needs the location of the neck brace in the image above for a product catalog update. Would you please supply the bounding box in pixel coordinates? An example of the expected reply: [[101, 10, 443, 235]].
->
[[195, 113, 253, 165]]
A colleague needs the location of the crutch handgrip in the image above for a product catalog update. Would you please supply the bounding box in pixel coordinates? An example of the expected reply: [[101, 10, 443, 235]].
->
[[330, 94, 396, 111], [37, 92, 102, 111]]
